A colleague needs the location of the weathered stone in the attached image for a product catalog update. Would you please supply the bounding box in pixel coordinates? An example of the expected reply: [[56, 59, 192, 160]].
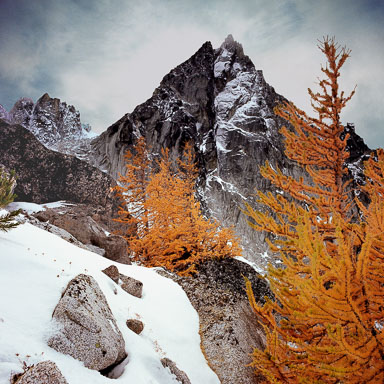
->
[[16, 214, 90, 251], [98, 235, 128, 263], [158, 257, 271, 384], [48, 274, 126, 371], [12, 361, 68, 384], [161, 358, 191, 384], [32, 205, 130, 264], [102, 265, 120, 283], [126, 319, 144, 335], [35, 208, 105, 244], [120, 274, 143, 298]]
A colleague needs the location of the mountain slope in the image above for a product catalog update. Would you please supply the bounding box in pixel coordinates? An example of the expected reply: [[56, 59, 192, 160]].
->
[[91, 35, 371, 267], [0, 119, 114, 208], [0, 218, 220, 384]]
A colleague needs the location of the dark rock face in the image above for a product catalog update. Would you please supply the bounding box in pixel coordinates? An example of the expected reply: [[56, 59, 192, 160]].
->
[[0, 120, 116, 211], [91, 35, 371, 268], [29, 93, 82, 146], [9, 98, 34, 127], [48, 274, 126, 371], [159, 257, 270, 384], [92, 40, 216, 176]]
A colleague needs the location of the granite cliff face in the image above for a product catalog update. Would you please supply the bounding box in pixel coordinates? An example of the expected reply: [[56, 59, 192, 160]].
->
[[91, 35, 371, 268], [1, 94, 96, 160]]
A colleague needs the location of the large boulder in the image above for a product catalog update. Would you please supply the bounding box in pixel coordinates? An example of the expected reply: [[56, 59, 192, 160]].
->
[[12, 361, 67, 384], [48, 274, 126, 371], [33, 206, 129, 264]]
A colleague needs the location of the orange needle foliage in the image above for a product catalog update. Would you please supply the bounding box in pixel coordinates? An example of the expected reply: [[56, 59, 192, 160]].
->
[[244, 37, 384, 383], [115, 140, 241, 275]]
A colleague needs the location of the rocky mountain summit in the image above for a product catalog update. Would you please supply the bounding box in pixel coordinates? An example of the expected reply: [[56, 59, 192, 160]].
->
[[0, 93, 96, 160], [91, 34, 371, 268], [0, 36, 371, 269]]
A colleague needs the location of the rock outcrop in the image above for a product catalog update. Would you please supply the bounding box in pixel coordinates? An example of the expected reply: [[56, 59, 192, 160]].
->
[[33, 207, 129, 263], [12, 361, 68, 384], [159, 257, 271, 384], [92, 35, 371, 267], [48, 274, 126, 371], [0, 120, 116, 209], [161, 358, 191, 384], [0, 104, 9, 121]]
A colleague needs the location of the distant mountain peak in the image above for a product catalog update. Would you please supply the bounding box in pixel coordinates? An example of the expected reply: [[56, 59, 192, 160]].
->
[[1, 94, 97, 161]]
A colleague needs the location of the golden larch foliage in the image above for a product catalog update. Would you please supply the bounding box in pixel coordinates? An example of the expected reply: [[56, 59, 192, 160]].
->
[[115, 140, 241, 275], [244, 37, 384, 383]]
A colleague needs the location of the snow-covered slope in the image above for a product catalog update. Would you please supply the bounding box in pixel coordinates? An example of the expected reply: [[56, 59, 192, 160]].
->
[[0, 214, 219, 384]]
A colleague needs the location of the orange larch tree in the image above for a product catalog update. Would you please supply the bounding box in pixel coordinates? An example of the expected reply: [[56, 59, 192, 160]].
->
[[244, 37, 384, 383], [116, 140, 241, 275]]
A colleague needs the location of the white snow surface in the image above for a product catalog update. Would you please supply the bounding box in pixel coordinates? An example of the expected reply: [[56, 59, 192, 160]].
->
[[6, 201, 70, 214], [0, 221, 220, 384], [235, 256, 265, 275]]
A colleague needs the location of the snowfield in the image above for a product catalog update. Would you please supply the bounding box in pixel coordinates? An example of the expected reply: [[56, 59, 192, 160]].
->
[[0, 215, 220, 384]]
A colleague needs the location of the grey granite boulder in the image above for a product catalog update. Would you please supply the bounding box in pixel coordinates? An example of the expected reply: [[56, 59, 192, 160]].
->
[[120, 274, 143, 298], [48, 274, 126, 371], [12, 361, 68, 384]]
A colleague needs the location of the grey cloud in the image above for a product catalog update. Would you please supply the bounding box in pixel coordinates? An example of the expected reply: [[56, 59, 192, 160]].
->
[[0, 0, 383, 148]]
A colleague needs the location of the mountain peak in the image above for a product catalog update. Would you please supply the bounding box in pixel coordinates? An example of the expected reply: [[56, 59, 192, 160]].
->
[[40, 92, 51, 101], [219, 34, 243, 54], [214, 34, 254, 80]]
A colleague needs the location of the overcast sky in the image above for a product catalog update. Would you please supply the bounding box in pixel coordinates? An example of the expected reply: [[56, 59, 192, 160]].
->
[[0, 0, 383, 148]]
